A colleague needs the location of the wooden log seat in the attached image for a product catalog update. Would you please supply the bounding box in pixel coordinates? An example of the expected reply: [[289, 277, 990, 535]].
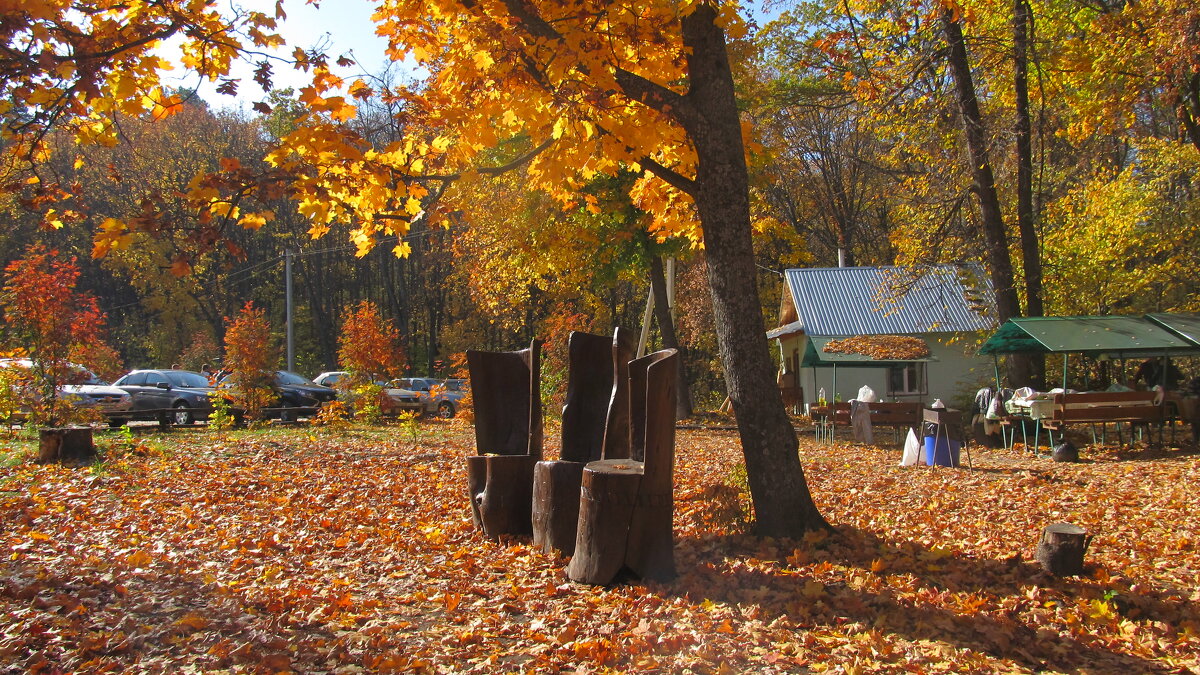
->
[[567, 348, 678, 585], [465, 340, 543, 539], [532, 328, 633, 555], [37, 427, 96, 464]]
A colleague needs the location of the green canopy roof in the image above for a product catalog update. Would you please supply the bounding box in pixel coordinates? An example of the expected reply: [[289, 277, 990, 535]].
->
[[1147, 312, 1200, 347], [802, 335, 936, 368], [978, 315, 1200, 356]]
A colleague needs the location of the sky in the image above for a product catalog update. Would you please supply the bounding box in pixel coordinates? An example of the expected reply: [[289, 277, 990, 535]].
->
[[163, 0, 400, 108], [163, 0, 783, 109]]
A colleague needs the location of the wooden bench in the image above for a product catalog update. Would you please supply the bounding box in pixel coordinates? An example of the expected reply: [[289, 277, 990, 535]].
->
[[813, 401, 922, 444], [866, 402, 923, 434], [1038, 391, 1165, 448]]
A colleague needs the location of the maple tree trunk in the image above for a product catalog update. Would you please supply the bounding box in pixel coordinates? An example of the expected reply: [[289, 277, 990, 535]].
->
[[678, 7, 828, 538], [649, 254, 693, 420], [942, 10, 1034, 387]]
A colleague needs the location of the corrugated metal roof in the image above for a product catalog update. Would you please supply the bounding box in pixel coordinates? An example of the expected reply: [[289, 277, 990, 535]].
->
[[783, 265, 997, 337]]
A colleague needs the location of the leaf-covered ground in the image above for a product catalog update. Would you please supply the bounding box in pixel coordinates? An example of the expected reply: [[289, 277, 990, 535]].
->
[[1, 423, 1198, 673]]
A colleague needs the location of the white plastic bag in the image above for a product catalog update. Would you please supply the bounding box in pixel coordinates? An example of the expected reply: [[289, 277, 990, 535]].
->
[[857, 385, 878, 403], [900, 428, 921, 466], [986, 395, 1003, 420]]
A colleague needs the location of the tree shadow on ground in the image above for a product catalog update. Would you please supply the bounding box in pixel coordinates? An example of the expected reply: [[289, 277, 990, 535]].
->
[[671, 523, 1193, 673], [0, 555, 340, 672]]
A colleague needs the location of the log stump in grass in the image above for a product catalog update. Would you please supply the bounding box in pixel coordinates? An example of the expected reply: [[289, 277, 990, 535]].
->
[[37, 427, 96, 464], [1036, 523, 1092, 576]]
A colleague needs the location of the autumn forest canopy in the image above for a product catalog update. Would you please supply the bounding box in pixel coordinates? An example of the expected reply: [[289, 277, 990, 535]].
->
[[0, 0, 1197, 384]]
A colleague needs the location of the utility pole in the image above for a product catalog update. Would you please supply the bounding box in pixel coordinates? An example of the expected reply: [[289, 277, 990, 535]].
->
[[285, 248, 295, 372]]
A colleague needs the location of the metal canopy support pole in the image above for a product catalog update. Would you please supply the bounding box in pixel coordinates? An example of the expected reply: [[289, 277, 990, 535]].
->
[[993, 356, 1008, 449], [285, 248, 294, 373]]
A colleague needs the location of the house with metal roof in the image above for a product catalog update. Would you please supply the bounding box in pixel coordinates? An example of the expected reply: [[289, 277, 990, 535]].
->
[[768, 265, 998, 410]]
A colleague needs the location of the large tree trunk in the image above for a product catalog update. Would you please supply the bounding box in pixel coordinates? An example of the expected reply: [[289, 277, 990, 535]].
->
[[648, 254, 693, 419], [678, 7, 828, 538], [942, 10, 1034, 386], [1013, 0, 1046, 388], [1012, 0, 1042, 322]]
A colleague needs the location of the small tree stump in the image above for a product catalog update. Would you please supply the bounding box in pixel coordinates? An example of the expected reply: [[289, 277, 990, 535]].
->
[[566, 459, 642, 585], [1035, 523, 1092, 576], [37, 427, 96, 464], [531, 460, 586, 555], [466, 454, 537, 539]]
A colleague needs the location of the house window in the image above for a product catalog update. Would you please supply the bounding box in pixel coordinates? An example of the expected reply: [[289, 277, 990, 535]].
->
[[888, 362, 926, 396]]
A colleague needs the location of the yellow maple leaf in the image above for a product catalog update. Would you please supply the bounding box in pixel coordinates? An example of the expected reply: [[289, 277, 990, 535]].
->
[[472, 50, 494, 69]]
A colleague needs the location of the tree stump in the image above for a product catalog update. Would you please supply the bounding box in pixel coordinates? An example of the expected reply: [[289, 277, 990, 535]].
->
[[532, 460, 586, 555], [566, 459, 643, 584], [466, 454, 537, 538], [37, 427, 96, 464], [1035, 523, 1092, 576], [623, 351, 677, 582]]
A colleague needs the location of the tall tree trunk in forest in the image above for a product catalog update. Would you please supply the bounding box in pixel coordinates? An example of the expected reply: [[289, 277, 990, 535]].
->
[[648, 254, 693, 420], [672, 7, 827, 536], [942, 9, 1033, 385], [300, 258, 337, 368], [1013, 0, 1045, 387]]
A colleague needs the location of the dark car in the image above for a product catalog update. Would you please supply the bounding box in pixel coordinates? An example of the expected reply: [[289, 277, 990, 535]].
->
[[273, 370, 337, 419], [113, 369, 214, 425]]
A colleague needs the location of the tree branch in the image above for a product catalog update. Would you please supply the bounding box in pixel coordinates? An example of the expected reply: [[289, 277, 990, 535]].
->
[[639, 157, 697, 196], [613, 67, 695, 128], [498, 0, 561, 41], [405, 136, 556, 184]]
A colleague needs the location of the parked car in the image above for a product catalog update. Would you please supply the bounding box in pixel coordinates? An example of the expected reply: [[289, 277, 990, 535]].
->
[[311, 370, 423, 414], [210, 371, 337, 421], [273, 371, 338, 418], [112, 369, 214, 425], [391, 377, 465, 417], [0, 358, 133, 424], [312, 371, 346, 388]]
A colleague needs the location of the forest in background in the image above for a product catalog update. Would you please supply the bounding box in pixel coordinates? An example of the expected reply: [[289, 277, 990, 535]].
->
[[1, 0, 1198, 406]]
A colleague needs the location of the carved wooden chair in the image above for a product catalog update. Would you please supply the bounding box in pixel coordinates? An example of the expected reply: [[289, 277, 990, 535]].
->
[[567, 348, 678, 585], [465, 339, 543, 539], [532, 328, 633, 555]]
